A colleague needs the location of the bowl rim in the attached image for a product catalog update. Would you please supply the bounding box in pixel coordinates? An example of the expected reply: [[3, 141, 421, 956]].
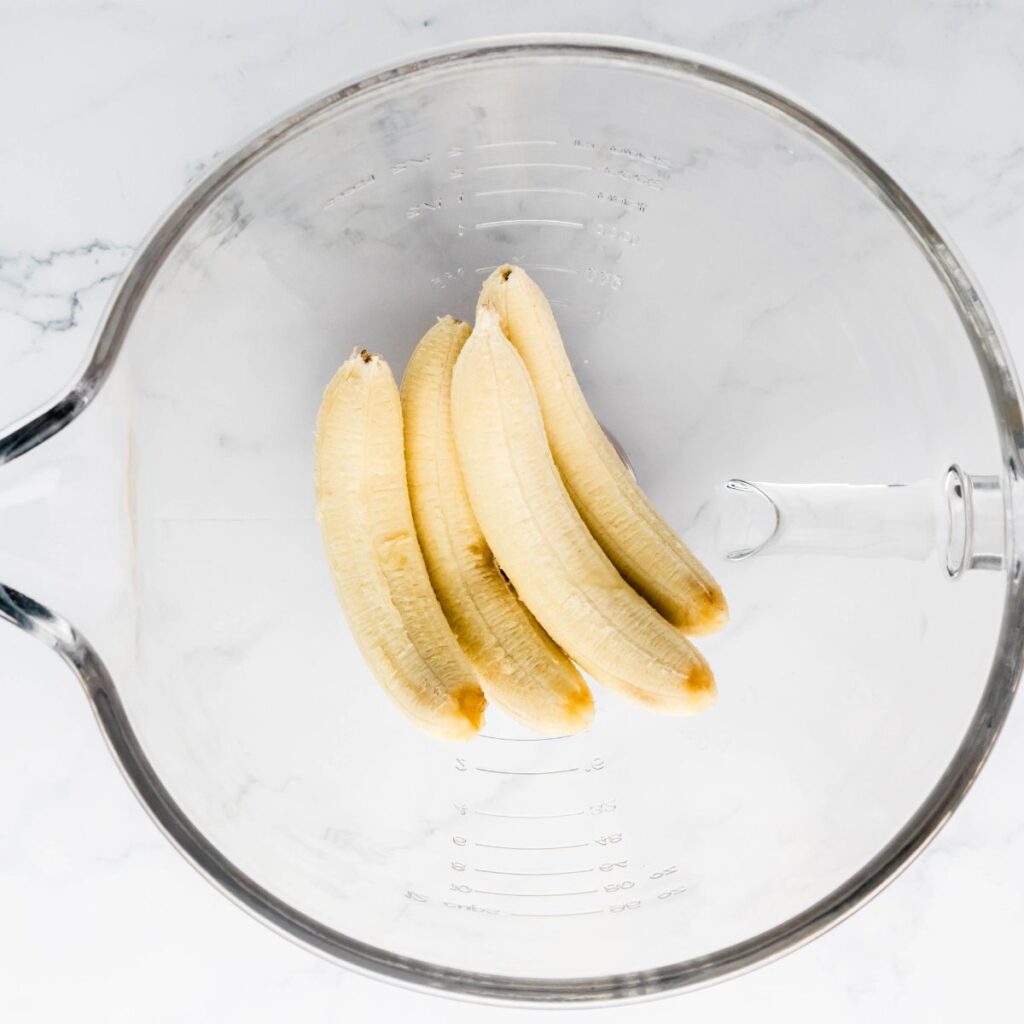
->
[[2, 33, 1022, 1006]]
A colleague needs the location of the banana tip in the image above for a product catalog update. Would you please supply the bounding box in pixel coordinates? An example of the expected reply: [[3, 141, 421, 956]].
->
[[561, 686, 596, 734], [685, 662, 717, 710], [454, 685, 487, 733], [676, 592, 730, 637]]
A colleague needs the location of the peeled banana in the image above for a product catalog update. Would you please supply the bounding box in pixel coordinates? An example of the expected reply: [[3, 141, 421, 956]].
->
[[451, 308, 715, 713], [315, 348, 486, 740], [401, 317, 594, 735], [478, 266, 727, 635]]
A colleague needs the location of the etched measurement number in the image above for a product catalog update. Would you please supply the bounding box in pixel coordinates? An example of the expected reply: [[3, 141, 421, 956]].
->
[[649, 866, 677, 880], [404, 890, 427, 902], [451, 860, 467, 872], [444, 901, 499, 915], [325, 173, 377, 208], [590, 800, 616, 815], [431, 267, 465, 289], [584, 758, 606, 773], [453, 802, 467, 816], [594, 833, 623, 846], [657, 885, 687, 901], [594, 222, 640, 246], [450, 883, 472, 893], [603, 881, 635, 893], [452, 835, 468, 847], [583, 267, 623, 290], [391, 154, 431, 174], [609, 900, 641, 913], [596, 192, 648, 214], [407, 197, 445, 219], [603, 165, 665, 191], [454, 757, 468, 772], [599, 860, 629, 872]]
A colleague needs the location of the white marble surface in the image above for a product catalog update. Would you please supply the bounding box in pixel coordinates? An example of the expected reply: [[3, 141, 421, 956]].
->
[[2, 1, 1024, 1020]]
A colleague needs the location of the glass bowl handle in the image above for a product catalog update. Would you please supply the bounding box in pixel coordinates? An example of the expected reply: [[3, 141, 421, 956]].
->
[[716, 466, 1004, 578]]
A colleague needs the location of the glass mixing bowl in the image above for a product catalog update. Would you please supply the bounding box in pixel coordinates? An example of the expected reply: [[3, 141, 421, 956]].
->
[[2, 37, 1022, 1006]]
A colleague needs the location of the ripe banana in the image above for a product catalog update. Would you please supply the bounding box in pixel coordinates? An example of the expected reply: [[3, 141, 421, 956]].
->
[[478, 266, 727, 635], [401, 317, 594, 735], [602, 675, 707, 716], [315, 349, 486, 741], [451, 308, 716, 713]]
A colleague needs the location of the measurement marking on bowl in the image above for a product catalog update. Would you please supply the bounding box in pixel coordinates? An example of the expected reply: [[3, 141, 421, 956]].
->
[[472, 264, 577, 278], [475, 842, 589, 851], [473, 187, 589, 199], [594, 221, 640, 245], [474, 888, 600, 898], [602, 165, 666, 191], [478, 732, 574, 741], [475, 867, 595, 877], [475, 766, 579, 776], [476, 161, 592, 172], [474, 218, 584, 231], [597, 191, 648, 213], [475, 140, 558, 149], [509, 910, 602, 918], [475, 810, 585, 819], [323, 173, 376, 207]]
